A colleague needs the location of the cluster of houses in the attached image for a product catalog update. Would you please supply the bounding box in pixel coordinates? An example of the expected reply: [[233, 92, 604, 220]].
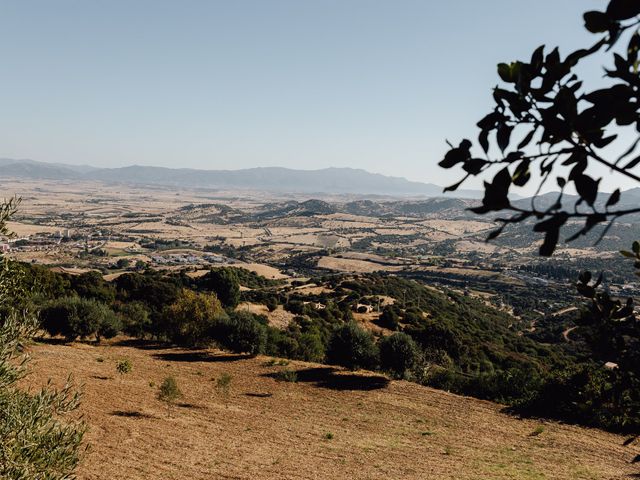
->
[[149, 253, 231, 266]]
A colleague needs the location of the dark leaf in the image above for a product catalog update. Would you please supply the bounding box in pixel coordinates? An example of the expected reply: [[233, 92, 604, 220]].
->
[[443, 177, 467, 193], [574, 174, 600, 206], [439, 139, 472, 168], [623, 154, 640, 170], [486, 226, 505, 241], [479, 129, 490, 154], [497, 63, 512, 83], [517, 128, 537, 149], [583, 10, 610, 33], [530, 45, 545, 73], [576, 282, 596, 298], [606, 0, 640, 20], [606, 188, 621, 207], [578, 271, 592, 284], [540, 228, 560, 256], [512, 159, 530, 187], [533, 213, 569, 233], [463, 158, 487, 175], [497, 124, 513, 151]]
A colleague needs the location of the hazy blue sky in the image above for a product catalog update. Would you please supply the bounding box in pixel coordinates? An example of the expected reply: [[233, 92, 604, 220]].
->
[[0, 0, 621, 190]]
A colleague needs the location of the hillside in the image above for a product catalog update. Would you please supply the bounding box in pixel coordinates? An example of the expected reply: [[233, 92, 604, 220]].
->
[[25, 339, 637, 480]]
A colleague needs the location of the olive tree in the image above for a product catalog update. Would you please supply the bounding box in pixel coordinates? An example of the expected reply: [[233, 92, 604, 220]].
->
[[0, 198, 85, 478]]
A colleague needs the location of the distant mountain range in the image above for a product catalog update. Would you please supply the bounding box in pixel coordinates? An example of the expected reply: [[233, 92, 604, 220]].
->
[[0, 158, 482, 198]]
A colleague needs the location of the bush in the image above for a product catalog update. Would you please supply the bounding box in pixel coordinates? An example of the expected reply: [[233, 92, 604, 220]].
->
[[215, 311, 267, 355], [379, 332, 421, 378], [274, 369, 298, 383], [199, 268, 241, 308], [161, 289, 225, 346], [116, 358, 132, 376], [158, 376, 182, 416], [378, 306, 400, 330], [40, 296, 121, 342], [216, 373, 233, 403], [297, 332, 325, 362], [265, 296, 278, 312], [326, 321, 378, 370], [116, 301, 151, 338]]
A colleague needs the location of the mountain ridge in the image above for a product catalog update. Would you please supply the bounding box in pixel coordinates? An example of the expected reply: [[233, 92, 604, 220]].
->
[[0, 158, 483, 198]]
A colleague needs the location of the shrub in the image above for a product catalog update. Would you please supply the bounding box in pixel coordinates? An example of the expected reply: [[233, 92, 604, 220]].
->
[[215, 311, 267, 355], [274, 369, 298, 383], [161, 289, 224, 346], [40, 296, 121, 342], [297, 332, 325, 362], [116, 358, 132, 376], [216, 373, 233, 406], [265, 296, 278, 312], [199, 268, 241, 308], [158, 376, 182, 416], [326, 322, 378, 370], [116, 301, 151, 338], [378, 306, 400, 330], [379, 332, 421, 378]]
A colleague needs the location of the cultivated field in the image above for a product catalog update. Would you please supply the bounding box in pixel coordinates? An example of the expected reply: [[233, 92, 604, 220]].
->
[[25, 339, 637, 480]]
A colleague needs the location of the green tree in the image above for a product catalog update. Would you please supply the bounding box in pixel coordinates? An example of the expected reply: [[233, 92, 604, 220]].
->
[[326, 321, 378, 370], [200, 268, 241, 308], [378, 306, 400, 330], [40, 296, 122, 343], [0, 198, 85, 478], [379, 332, 421, 379], [161, 289, 225, 346], [215, 311, 267, 355], [116, 301, 152, 338]]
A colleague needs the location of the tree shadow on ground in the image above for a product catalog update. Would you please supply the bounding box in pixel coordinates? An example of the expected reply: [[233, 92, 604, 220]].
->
[[177, 402, 206, 409], [245, 392, 273, 398], [111, 410, 155, 419], [33, 336, 69, 346], [263, 367, 389, 391], [152, 351, 252, 363], [111, 338, 169, 350]]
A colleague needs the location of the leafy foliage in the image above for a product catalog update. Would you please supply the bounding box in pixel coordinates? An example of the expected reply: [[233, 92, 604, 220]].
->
[[0, 201, 85, 479], [40, 296, 121, 343], [439, 0, 640, 256], [198, 268, 241, 308], [379, 332, 421, 378], [161, 289, 225, 346], [214, 311, 267, 355], [158, 376, 182, 416], [326, 321, 378, 371]]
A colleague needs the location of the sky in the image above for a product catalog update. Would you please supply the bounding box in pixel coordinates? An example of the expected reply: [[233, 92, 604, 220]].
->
[[0, 0, 627, 191]]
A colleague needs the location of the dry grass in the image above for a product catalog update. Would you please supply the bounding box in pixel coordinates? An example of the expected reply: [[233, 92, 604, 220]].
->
[[23, 339, 638, 480]]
